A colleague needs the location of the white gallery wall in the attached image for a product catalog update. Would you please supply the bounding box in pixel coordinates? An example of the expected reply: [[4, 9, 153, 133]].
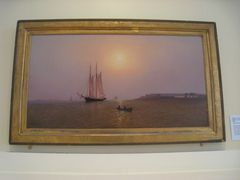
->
[[0, 0, 240, 179]]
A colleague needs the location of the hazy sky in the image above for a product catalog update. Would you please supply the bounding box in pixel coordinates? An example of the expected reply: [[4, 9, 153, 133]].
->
[[28, 34, 206, 100]]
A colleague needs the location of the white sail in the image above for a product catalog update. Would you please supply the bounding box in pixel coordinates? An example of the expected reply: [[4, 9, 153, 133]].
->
[[88, 75, 94, 98], [96, 72, 105, 98]]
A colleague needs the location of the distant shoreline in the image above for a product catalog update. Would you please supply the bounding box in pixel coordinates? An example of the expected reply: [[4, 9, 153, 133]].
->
[[28, 93, 206, 102], [136, 93, 206, 100]]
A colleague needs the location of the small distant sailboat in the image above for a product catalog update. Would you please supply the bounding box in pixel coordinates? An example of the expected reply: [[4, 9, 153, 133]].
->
[[78, 63, 106, 102]]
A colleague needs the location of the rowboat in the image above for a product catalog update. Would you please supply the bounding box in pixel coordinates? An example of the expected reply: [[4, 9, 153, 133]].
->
[[116, 106, 133, 112]]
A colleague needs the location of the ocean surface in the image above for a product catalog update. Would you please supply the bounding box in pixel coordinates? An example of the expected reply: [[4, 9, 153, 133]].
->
[[27, 98, 208, 129]]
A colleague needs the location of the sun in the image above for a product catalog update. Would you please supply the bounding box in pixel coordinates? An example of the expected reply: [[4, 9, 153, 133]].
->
[[102, 45, 146, 76], [117, 55, 123, 61], [107, 50, 129, 69]]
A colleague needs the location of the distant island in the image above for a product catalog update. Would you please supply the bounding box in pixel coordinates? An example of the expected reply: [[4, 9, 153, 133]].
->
[[136, 93, 206, 100]]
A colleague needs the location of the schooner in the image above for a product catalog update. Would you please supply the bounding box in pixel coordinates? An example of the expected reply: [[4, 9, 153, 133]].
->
[[78, 63, 106, 102]]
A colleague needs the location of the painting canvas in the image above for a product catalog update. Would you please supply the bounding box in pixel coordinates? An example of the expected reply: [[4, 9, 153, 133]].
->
[[9, 20, 225, 145], [27, 34, 207, 129]]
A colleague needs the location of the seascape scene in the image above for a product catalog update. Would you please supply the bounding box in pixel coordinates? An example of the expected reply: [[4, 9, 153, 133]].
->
[[27, 34, 208, 129]]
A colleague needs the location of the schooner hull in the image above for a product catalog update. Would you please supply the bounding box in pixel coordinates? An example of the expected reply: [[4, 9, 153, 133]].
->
[[84, 97, 106, 102]]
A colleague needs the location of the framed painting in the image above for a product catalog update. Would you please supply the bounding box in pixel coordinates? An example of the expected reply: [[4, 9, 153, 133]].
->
[[9, 19, 225, 145]]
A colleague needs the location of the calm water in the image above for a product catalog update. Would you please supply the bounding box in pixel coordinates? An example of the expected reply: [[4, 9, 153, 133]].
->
[[27, 98, 208, 129]]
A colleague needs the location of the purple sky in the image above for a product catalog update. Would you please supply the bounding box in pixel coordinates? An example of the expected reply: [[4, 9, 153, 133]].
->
[[28, 34, 206, 100]]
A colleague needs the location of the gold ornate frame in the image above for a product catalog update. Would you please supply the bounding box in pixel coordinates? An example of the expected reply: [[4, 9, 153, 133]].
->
[[9, 19, 225, 145]]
